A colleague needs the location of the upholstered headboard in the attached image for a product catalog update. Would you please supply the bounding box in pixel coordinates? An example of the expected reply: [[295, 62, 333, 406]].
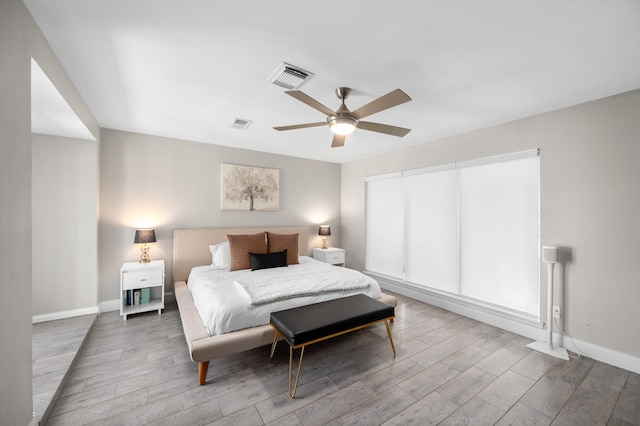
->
[[172, 227, 310, 283]]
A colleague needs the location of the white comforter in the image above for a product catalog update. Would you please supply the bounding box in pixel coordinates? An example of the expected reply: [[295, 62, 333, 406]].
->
[[187, 256, 382, 336]]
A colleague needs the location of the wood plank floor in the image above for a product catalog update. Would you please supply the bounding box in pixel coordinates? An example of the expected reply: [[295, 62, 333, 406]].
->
[[42, 293, 640, 425], [33, 313, 97, 424]]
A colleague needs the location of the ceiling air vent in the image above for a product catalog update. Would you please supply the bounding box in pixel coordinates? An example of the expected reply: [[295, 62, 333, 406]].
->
[[231, 118, 252, 130], [268, 62, 314, 90]]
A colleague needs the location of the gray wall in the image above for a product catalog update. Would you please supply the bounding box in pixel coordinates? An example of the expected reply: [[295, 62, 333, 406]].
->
[[0, 0, 33, 422], [32, 134, 99, 316], [341, 89, 640, 359], [99, 128, 341, 302], [0, 1, 99, 422]]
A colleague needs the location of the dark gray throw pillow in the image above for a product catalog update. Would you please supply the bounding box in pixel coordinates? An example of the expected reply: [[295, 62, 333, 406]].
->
[[249, 249, 288, 271]]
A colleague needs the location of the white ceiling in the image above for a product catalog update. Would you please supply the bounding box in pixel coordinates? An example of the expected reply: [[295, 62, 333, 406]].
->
[[25, 0, 640, 164]]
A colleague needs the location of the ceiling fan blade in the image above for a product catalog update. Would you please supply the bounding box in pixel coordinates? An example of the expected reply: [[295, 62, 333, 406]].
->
[[358, 121, 411, 137], [285, 91, 336, 117], [352, 89, 411, 119], [273, 122, 327, 131], [331, 134, 346, 148]]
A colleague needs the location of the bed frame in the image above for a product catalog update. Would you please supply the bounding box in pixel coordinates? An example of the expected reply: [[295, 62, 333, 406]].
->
[[172, 227, 398, 385]]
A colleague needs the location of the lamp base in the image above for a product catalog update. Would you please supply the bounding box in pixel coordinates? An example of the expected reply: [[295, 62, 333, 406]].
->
[[139, 244, 151, 263], [526, 340, 570, 361], [321, 237, 328, 250]]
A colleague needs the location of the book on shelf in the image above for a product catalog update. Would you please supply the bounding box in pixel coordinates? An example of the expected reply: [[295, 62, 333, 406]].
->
[[125, 288, 152, 306], [141, 287, 151, 304]]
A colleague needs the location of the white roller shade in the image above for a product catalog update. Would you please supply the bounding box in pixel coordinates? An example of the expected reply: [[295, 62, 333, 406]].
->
[[405, 168, 459, 293], [365, 175, 404, 279], [459, 155, 540, 314], [365, 150, 540, 318]]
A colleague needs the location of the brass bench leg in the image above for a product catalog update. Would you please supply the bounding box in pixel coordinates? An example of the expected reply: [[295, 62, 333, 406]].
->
[[269, 330, 280, 363], [289, 345, 305, 398], [384, 320, 396, 357]]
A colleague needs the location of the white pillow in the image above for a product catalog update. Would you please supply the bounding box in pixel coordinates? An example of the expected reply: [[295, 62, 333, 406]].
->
[[209, 242, 231, 268]]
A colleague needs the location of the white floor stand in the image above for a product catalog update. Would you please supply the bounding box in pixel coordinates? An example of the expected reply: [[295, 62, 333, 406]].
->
[[527, 261, 569, 361]]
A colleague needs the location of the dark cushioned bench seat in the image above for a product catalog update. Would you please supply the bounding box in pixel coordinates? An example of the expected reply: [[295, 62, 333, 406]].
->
[[269, 294, 396, 397]]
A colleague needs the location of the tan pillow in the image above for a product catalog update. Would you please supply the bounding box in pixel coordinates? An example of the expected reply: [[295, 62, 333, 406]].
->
[[266, 232, 299, 265], [227, 233, 267, 271]]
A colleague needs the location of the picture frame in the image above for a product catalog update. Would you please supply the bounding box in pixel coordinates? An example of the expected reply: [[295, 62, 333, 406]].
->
[[221, 163, 279, 211]]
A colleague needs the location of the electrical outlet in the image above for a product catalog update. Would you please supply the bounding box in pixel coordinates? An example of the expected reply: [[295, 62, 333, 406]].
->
[[553, 306, 561, 319]]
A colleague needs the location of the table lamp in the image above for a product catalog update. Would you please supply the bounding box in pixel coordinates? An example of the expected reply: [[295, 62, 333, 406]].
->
[[134, 229, 156, 263], [318, 225, 331, 250]]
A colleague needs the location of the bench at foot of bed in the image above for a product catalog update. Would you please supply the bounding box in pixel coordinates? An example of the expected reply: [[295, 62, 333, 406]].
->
[[269, 294, 396, 398]]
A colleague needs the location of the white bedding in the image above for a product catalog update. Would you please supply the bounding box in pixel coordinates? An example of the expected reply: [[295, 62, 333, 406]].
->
[[187, 256, 382, 336], [234, 267, 372, 305]]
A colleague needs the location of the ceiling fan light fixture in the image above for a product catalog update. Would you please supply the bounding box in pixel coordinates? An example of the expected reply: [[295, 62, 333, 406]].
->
[[328, 116, 358, 135]]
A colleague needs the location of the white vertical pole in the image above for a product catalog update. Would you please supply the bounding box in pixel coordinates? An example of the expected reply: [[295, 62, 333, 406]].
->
[[526, 246, 569, 360], [546, 262, 555, 350]]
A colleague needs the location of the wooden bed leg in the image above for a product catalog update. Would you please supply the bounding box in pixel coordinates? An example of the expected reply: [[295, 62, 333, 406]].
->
[[198, 361, 209, 385]]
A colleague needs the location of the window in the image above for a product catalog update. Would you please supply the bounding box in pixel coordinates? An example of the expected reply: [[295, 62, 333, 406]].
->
[[365, 150, 540, 317], [404, 166, 459, 294], [365, 173, 404, 279]]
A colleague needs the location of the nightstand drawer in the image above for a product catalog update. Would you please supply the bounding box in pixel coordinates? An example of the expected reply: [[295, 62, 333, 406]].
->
[[313, 248, 346, 265], [326, 251, 345, 264], [122, 270, 162, 290]]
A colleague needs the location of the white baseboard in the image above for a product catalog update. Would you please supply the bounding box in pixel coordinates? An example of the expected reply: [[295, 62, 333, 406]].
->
[[374, 273, 640, 375], [372, 273, 546, 340], [32, 292, 176, 322], [99, 299, 121, 313], [99, 291, 176, 313], [32, 306, 99, 324], [560, 335, 640, 375]]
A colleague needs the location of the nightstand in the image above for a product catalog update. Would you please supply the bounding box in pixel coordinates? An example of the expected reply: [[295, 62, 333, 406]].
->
[[313, 247, 345, 266], [120, 259, 165, 320]]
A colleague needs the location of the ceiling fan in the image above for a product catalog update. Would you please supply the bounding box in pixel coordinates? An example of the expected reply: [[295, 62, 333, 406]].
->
[[274, 87, 412, 147]]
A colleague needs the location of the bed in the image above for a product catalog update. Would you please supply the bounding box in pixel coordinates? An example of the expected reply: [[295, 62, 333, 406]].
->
[[172, 227, 398, 385]]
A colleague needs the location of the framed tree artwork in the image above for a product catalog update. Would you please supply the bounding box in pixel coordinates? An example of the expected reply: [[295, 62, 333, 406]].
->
[[221, 164, 279, 211]]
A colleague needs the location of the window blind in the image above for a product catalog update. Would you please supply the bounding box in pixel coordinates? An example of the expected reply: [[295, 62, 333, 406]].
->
[[365, 150, 540, 317], [458, 155, 540, 314], [404, 168, 459, 293], [365, 174, 404, 279]]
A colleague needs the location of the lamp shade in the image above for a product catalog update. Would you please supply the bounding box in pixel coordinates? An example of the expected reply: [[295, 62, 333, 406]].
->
[[318, 225, 331, 236], [134, 229, 156, 244]]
